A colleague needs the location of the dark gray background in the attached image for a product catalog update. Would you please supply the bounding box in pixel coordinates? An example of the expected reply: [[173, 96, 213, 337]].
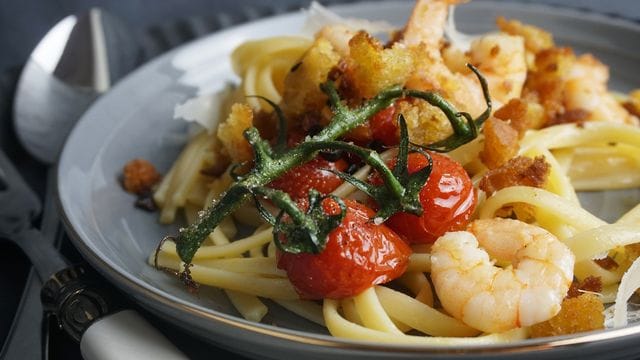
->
[[1, 0, 639, 72]]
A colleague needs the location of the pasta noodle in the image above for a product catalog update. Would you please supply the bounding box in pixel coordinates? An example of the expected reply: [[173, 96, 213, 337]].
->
[[353, 287, 403, 334], [375, 286, 479, 337], [154, 132, 219, 223], [479, 186, 607, 234], [145, 0, 640, 346], [564, 224, 640, 262], [226, 290, 268, 322], [231, 36, 312, 111], [272, 299, 326, 326], [323, 298, 528, 344], [153, 250, 298, 299]]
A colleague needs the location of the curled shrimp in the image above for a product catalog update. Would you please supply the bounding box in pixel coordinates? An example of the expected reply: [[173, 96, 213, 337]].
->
[[402, 0, 527, 114], [527, 48, 638, 126], [430, 218, 575, 333], [469, 34, 527, 107], [564, 54, 638, 125], [403, 0, 486, 116]]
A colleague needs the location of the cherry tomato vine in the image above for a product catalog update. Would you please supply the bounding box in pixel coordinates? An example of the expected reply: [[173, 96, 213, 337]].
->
[[156, 64, 492, 285]]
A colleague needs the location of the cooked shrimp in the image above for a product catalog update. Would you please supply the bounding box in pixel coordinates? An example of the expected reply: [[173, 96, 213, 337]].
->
[[402, 0, 526, 114], [430, 218, 575, 333], [469, 34, 527, 106], [527, 48, 638, 126], [496, 16, 554, 55], [334, 0, 527, 146], [401, 0, 457, 50], [402, 0, 486, 116], [564, 54, 638, 125], [316, 25, 355, 57]]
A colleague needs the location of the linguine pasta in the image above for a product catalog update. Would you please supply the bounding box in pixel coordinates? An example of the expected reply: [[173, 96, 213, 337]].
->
[[148, 0, 640, 344]]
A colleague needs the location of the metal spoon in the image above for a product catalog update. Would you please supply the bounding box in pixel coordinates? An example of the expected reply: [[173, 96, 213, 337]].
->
[[13, 8, 140, 164]]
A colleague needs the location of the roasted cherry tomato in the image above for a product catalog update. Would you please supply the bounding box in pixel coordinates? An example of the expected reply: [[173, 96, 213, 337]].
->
[[277, 198, 411, 299], [377, 152, 476, 244], [269, 157, 348, 199], [343, 102, 401, 146], [369, 104, 400, 146]]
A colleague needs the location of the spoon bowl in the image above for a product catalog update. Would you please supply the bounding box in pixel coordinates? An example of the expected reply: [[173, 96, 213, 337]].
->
[[13, 8, 140, 164]]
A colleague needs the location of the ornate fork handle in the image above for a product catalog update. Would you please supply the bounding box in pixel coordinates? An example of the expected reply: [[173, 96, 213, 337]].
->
[[41, 265, 121, 342]]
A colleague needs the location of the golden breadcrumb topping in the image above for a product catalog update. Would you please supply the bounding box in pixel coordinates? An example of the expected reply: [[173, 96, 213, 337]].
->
[[530, 293, 604, 338], [122, 159, 161, 195]]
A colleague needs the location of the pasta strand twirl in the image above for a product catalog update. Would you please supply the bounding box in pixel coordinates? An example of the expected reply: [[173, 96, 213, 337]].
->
[[479, 186, 607, 235], [375, 286, 479, 337], [352, 288, 403, 334], [159, 228, 273, 260], [153, 251, 298, 300], [564, 224, 640, 262], [323, 299, 527, 345]]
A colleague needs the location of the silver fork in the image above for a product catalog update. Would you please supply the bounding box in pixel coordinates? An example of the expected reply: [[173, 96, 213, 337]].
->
[[0, 167, 61, 360], [0, 149, 187, 360], [0, 151, 66, 278], [0, 149, 69, 360]]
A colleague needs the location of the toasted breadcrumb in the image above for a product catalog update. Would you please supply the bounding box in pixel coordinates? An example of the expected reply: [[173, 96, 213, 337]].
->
[[623, 89, 640, 118], [217, 103, 254, 163], [625, 243, 640, 261], [479, 117, 519, 169], [122, 159, 162, 195], [567, 276, 603, 299], [615, 243, 640, 280], [494, 98, 546, 137], [593, 257, 619, 271], [344, 31, 414, 99], [545, 108, 590, 127], [525, 47, 575, 124], [479, 155, 550, 195], [496, 16, 554, 55], [529, 294, 604, 338], [397, 99, 453, 146], [282, 38, 340, 117], [524, 47, 637, 127]]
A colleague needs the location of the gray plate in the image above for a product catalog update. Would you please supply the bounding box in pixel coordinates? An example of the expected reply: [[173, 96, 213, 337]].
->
[[58, 1, 640, 359]]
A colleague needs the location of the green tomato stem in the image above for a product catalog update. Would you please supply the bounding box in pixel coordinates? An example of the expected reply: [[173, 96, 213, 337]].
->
[[171, 65, 490, 265]]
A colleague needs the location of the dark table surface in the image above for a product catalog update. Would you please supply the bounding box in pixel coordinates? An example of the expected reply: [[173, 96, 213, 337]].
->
[[1, 1, 639, 359]]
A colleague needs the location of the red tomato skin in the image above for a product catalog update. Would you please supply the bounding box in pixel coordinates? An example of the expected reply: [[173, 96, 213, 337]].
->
[[343, 102, 400, 146], [269, 157, 348, 199], [277, 199, 411, 300], [383, 152, 476, 244], [369, 104, 400, 147]]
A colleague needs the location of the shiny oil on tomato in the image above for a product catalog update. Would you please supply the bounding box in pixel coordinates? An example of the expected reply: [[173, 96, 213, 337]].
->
[[277, 198, 411, 300], [269, 157, 348, 200], [379, 152, 477, 244]]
